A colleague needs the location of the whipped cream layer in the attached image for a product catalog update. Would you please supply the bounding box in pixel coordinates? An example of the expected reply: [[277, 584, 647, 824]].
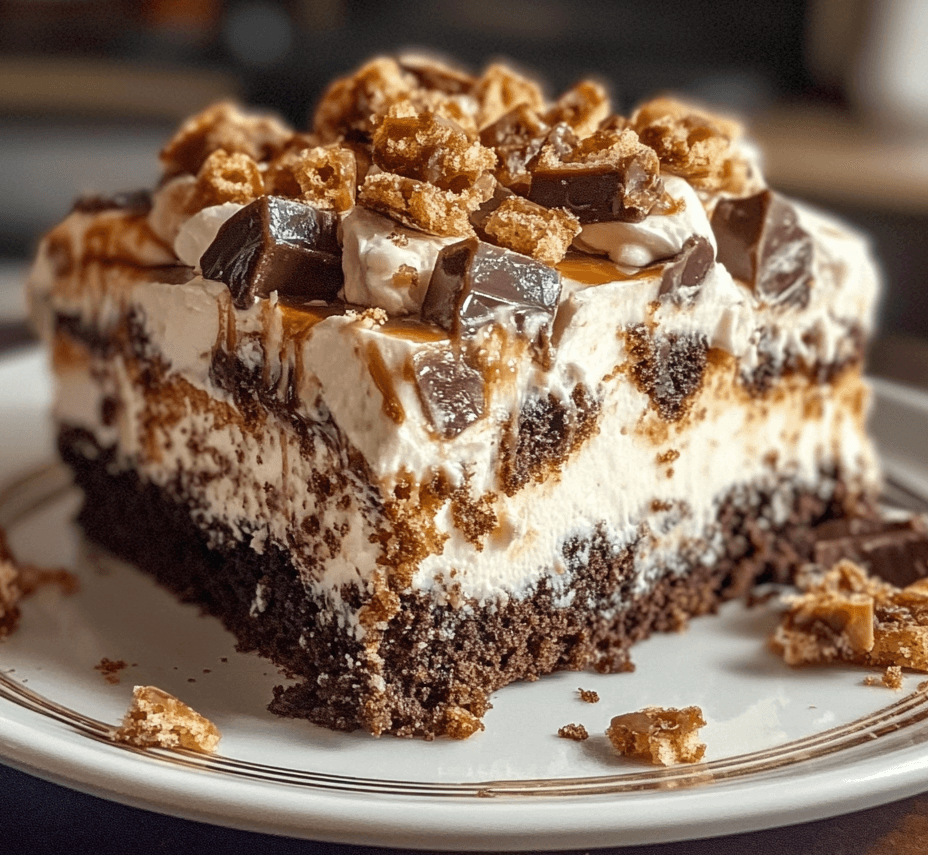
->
[[30, 182, 882, 631]]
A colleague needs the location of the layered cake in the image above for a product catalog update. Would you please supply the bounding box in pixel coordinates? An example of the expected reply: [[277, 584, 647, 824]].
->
[[27, 54, 881, 738]]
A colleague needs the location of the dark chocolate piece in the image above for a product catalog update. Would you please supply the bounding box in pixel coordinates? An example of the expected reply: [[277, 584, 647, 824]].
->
[[412, 346, 485, 438], [72, 189, 153, 216], [421, 238, 561, 336], [200, 196, 342, 310], [812, 515, 928, 588], [658, 235, 715, 304], [710, 190, 813, 303], [527, 135, 662, 224], [479, 105, 549, 188]]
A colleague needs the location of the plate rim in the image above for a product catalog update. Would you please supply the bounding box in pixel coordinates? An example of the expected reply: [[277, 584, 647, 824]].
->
[[5, 346, 928, 849]]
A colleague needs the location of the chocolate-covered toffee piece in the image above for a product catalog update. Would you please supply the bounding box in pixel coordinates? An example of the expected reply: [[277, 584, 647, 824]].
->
[[811, 516, 928, 588], [200, 195, 342, 309], [658, 235, 715, 304], [420, 237, 561, 336], [412, 346, 486, 438], [711, 190, 812, 303], [479, 105, 549, 190], [527, 127, 662, 223], [72, 189, 153, 216]]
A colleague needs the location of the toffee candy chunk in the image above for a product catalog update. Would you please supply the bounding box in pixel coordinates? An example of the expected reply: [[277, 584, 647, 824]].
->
[[201, 196, 342, 309], [659, 235, 715, 303], [72, 189, 153, 216], [421, 238, 561, 336], [412, 346, 486, 438], [711, 190, 812, 302]]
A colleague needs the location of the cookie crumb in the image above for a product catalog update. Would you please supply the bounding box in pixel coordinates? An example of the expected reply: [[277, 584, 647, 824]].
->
[[578, 688, 599, 704], [606, 706, 706, 765], [114, 686, 221, 753], [95, 657, 128, 685], [557, 723, 589, 741], [864, 665, 904, 690]]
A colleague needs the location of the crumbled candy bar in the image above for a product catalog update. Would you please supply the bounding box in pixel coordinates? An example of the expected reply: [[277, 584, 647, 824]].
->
[[606, 706, 706, 765], [528, 127, 663, 223], [545, 79, 611, 138], [114, 686, 221, 753], [421, 238, 562, 337], [629, 96, 751, 194], [358, 171, 490, 237], [658, 235, 716, 304], [72, 189, 153, 216], [200, 196, 342, 309], [0, 526, 23, 639], [192, 149, 264, 208], [557, 723, 589, 741], [772, 560, 928, 671], [483, 195, 580, 266], [711, 190, 813, 304], [479, 104, 550, 190], [264, 143, 357, 212], [397, 52, 476, 95], [810, 515, 928, 588], [160, 101, 291, 177], [313, 57, 416, 143], [371, 110, 496, 193], [474, 61, 546, 130], [412, 346, 486, 439]]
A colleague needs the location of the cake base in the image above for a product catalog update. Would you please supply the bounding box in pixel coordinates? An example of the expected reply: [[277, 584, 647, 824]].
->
[[61, 425, 868, 738]]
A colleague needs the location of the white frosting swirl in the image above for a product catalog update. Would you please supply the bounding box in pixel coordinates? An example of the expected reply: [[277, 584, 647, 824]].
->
[[573, 174, 716, 268]]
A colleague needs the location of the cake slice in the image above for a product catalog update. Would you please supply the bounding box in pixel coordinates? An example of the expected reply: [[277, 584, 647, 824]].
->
[[27, 54, 881, 738]]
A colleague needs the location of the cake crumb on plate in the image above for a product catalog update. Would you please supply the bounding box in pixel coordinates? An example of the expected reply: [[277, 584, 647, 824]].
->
[[557, 723, 589, 741], [114, 686, 221, 753], [578, 688, 599, 703], [606, 706, 706, 765]]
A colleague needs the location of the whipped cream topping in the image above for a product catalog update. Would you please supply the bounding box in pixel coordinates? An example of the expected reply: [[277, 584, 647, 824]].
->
[[174, 203, 244, 269], [339, 207, 458, 315], [573, 175, 716, 268]]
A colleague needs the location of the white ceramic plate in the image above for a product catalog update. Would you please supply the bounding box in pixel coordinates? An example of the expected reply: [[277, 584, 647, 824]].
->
[[3, 348, 928, 851]]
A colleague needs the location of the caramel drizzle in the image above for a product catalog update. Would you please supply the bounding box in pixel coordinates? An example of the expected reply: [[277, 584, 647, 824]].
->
[[365, 342, 405, 424], [556, 254, 660, 285]]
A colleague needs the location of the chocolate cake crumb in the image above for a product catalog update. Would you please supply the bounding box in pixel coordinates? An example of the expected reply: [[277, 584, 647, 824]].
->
[[114, 686, 221, 753], [95, 658, 128, 685], [606, 706, 706, 765], [558, 723, 589, 741], [626, 326, 708, 421], [578, 688, 599, 703]]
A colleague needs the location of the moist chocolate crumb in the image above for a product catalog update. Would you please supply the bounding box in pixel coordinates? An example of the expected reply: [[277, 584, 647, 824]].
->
[[625, 326, 708, 421], [500, 384, 600, 495], [62, 423, 861, 737], [578, 688, 599, 703]]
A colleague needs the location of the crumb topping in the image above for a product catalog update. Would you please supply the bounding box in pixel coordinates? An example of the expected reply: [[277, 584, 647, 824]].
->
[[114, 685, 221, 753], [578, 687, 600, 703], [558, 722, 589, 741], [606, 705, 706, 765]]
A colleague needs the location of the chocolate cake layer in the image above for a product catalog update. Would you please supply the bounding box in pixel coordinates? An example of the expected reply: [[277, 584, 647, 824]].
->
[[62, 425, 860, 738]]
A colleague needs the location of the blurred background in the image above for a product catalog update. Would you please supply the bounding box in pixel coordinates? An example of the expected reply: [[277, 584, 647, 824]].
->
[[1, 0, 927, 379]]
